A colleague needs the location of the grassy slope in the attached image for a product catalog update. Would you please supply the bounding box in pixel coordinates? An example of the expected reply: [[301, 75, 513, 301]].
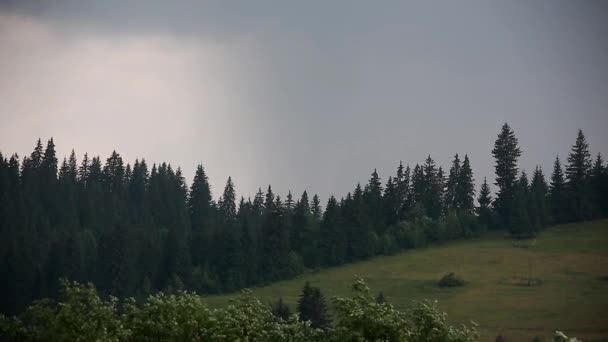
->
[[206, 220, 608, 341]]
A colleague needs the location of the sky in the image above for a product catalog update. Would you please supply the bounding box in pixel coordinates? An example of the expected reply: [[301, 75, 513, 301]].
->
[[1, 1, 607, 203]]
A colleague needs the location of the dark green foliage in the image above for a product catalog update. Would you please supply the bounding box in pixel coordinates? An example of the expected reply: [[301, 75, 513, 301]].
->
[[297, 282, 331, 330], [0, 278, 481, 342], [0, 130, 605, 316], [319, 196, 346, 266], [375, 291, 387, 304], [550, 156, 568, 224], [492, 123, 522, 229], [565, 129, 593, 221], [270, 297, 291, 321], [590, 153, 607, 217], [477, 177, 495, 228], [530, 166, 551, 228], [456, 155, 475, 212], [445, 154, 461, 211], [510, 171, 534, 238]]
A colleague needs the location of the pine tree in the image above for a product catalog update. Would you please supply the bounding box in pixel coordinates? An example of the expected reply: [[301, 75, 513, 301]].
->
[[492, 123, 522, 228], [477, 177, 494, 228], [285, 191, 295, 211], [511, 171, 533, 237], [260, 187, 291, 281], [219, 177, 237, 224], [347, 183, 374, 260], [383, 176, 399, 226], [410, 164, 425, 211], [215, 177, 243, 290], [591, 153, 605, 218], [78, 153, 90, 185], [189, 165, 214, 266], [395, 162, 411, 220], [270, 298, 291, 321], [549, 156, 567, 223], [319, 196, 346, 266], [445, 154, 461, 211], [291, 191, 311, 255], [565, 129, 592, 221], [530, 166, 551, 227], [297, 282, 331, 330], [311, 194, 322, 222], [364, 169, 384, 228], [422, 156, 442, 219], [455, 154, 475, 212]]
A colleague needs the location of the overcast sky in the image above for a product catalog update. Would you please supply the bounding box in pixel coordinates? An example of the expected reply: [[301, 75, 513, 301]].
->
[[1, 1, 607, 203]]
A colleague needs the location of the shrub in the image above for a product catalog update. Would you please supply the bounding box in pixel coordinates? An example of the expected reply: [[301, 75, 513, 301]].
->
[[1, 278, 480, 342], [439, 272, 466, 288]]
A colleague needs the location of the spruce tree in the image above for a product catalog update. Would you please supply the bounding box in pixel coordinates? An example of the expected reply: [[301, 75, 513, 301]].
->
[[530, 166, 551, 227], [549, 156, 567, 223], [383, 176, 399, 226], [311, 194, 322, 222], [422, 156, 442, 219], [511, 171, 533, 237], [477, 177, 493, 228], [319, 196, 345, 266], [591, 153, 606, 217], [364, 169, 384, 228], [270, 298, 291, 321], [348, 183, 374, 260], [565, 129, 592, 220], [189, 165, 214, 266], [219, 177, 237, 223], [395, 162, 410, 220], [492, 123, 521, 228], [455, 154, 475, 212], [410, 164, 425, 211], [297, 282, 331, 330], [445, 154, 461, 211]]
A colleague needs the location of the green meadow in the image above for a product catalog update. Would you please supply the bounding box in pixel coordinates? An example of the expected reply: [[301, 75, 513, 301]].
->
[[206, 220, 608, 341]]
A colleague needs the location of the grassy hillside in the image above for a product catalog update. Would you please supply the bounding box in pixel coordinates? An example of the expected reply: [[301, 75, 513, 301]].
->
[[206, 220, 608, 341]]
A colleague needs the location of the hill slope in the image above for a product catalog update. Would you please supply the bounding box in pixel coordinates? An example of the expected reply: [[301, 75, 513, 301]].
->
[[206, 220, 608, 341]]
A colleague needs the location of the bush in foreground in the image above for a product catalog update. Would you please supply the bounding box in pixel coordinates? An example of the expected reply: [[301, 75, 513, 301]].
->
[[0, 278, 480, 341]]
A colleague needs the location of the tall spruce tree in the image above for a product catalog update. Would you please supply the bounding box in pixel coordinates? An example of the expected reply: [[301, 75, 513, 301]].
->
[[492, 123, 521, 228], [565, 129, 592, 221], [455, 154, 475, 212], [395, 162, 410, 220], [422, 156, 442, 219], [445, 154, 461, 211]]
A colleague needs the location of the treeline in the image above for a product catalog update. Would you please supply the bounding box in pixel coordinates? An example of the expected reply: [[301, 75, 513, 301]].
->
[[1, 123, 607, 315]]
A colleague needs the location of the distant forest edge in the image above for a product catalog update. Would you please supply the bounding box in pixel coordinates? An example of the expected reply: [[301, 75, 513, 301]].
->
[[1, 123, 607, 315]]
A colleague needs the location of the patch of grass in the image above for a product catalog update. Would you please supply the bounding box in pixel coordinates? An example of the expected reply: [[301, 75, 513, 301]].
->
[[206, 220, 608, 341]]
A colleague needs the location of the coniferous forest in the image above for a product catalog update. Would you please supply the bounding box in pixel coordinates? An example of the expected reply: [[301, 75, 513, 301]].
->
[[1, 123, 607, 316]]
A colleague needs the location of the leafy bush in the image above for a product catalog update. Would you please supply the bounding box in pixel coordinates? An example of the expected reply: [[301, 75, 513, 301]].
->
[[439, 272, 466, 288], [553, 331, 581, 342], [1, 278, 479, 341]]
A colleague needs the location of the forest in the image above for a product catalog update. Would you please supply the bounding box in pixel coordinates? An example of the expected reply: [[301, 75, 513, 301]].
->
[[0, 123, 607, 317]]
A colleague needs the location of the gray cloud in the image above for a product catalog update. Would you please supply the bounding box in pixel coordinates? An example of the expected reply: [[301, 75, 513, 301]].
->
[[1, 1, 607, 202]]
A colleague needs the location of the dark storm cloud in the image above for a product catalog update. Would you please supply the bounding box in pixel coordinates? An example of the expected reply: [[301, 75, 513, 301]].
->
[[1, 1, 607, 202]]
